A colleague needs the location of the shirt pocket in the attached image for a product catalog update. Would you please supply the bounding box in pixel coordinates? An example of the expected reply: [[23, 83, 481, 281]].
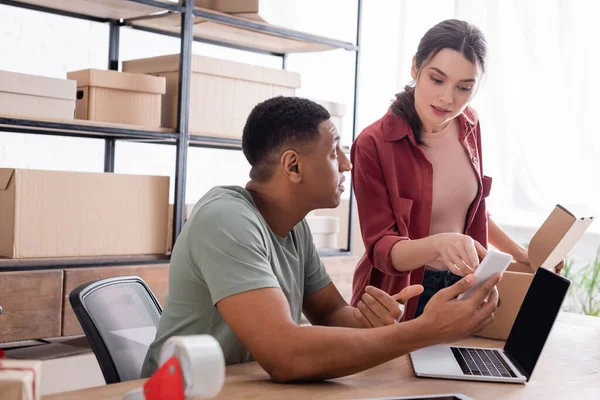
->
[[390, 197, 413, 231], [482, 175, 493, 198]]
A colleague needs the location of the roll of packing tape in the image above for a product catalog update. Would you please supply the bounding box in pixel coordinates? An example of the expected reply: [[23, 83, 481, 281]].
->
[[158, 335, 225, 398], [122, 388, 144, 400]]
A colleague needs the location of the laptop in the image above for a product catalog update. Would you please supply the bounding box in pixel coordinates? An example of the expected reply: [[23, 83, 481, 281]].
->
[[410, 267, 570, 383]]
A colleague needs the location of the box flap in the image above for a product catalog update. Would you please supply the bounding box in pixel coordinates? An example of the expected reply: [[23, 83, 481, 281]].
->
[[529, 204, 596, 271], [0, 168, 15, 190], [0, 69, 76, 100], [557, 203, 596, 220], [67, 69, 166, 94], [507, 261, 536, 274], [123, 54, 301, 88]]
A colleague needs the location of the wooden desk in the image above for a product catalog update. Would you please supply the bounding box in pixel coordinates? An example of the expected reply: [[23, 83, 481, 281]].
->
[[44, 313, 600, 400]]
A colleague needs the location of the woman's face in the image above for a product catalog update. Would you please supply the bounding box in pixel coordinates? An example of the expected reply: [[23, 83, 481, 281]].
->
[[412, 48, 481, 133]]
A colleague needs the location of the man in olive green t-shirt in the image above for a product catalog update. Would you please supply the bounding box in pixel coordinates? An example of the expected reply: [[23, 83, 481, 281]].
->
[[141, 185, 332, 375], [141, 97, 500, 382]]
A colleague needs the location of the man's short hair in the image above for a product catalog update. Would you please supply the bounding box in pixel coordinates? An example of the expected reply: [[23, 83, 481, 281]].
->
[[242, 96, 330, 180]]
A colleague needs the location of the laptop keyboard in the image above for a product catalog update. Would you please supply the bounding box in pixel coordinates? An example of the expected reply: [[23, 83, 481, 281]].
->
[[451, 347, 517, 378]]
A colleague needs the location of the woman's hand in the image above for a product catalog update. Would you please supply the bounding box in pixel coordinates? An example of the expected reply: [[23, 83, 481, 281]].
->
[[554, 259, 565, 275], [513, 247, 530, 265], [433, 233, 487, 276], [512, 247, 564, 274]]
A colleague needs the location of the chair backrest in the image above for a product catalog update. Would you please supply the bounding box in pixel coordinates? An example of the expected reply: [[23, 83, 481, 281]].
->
[[69, 275, 162, 384]]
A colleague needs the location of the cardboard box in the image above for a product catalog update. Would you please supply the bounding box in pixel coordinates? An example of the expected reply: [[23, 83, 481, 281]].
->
[[0, 70, 76, 120], [311, 99, 346, 136], [194, 0, 286, 23], [67, 69, 166, 128], [306, 215, 339, 249], [122, 54, 300, 138], [0, 359, 42, 400], [195, 0, 259, 13], [1, 336, 101, 396], [311, 198, 365, 255], [166, 203, 195, 252], [0, 168, 170, 258], [477, 204, 595, 340]]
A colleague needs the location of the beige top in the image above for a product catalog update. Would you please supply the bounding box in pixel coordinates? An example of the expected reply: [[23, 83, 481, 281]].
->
[[421, 118, 478, 270]]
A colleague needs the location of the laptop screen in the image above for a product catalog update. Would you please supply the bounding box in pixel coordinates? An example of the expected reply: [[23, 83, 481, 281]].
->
[[504, 267, 570, 379]]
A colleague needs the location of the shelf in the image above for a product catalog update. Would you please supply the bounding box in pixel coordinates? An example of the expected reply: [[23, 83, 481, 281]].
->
[[0, 250, 345, 272], [0, 0, 181, 22], [188, 135, 352, 153], [0, 254, 170, 271], [126, 7, 358, 55], [0, 115, 179, 141], [189, 134, 242, 150]]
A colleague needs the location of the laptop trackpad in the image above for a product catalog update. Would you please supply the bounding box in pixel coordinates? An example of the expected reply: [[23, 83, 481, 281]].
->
[[410, 345, 462, 376]]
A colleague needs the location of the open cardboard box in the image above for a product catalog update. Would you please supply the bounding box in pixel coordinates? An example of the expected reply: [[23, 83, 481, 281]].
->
[[477, 204, 595, 340]]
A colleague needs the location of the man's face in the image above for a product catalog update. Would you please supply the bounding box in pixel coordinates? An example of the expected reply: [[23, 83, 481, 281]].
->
[[300, 119, 352, 209]]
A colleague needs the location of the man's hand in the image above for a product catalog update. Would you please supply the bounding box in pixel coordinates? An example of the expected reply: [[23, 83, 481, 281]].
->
[[418, 273, 501, 343], [353, 285, 424, 327]]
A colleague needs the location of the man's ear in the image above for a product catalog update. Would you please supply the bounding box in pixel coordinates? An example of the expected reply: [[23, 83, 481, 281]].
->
[[411, 55, 418, 81], [281, 150, 302, 183]]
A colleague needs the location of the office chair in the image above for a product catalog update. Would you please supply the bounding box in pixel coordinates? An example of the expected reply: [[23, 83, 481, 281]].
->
[[69, 276, 162, 384]]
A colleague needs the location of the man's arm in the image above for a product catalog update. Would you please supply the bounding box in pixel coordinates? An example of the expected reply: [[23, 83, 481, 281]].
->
[[217, 273, 500, 382], [302, 282, 363, 328]]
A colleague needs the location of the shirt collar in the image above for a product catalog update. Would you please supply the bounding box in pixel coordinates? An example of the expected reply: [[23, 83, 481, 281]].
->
[[383, 107, 478, 143]]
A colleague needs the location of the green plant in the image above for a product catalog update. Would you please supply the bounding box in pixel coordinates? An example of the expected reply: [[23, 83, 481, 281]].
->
[[563, 247, 600, 316], [562, 257, 576, 280]]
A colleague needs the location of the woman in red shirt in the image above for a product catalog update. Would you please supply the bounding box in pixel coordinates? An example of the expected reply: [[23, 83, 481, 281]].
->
[[351, 19, 531, 321]]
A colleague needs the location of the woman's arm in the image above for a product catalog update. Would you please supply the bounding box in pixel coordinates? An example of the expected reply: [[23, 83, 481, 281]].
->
[[351, 140, 413, 275], [391, 233, 486, 274], [488, 217, 529, 263]]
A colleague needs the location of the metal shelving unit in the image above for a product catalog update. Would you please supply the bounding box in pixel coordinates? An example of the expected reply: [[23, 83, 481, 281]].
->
[[0, 0, 362, 267]]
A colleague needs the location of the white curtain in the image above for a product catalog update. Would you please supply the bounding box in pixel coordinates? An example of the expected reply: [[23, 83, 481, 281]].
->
[[392, 0, 600, 227]]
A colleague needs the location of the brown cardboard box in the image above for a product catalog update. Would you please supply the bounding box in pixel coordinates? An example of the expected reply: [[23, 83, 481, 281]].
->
[[122, 54, 300, 138], [67, 69, 166, 128], [0, 168, 170, 259], [194, 0, 281, 23], [195, 0, 259, 13], [166, 203, 195, 252], [0, 70, 76, 120], [0, 359, 42, 400], [477, 204, 595, 340]]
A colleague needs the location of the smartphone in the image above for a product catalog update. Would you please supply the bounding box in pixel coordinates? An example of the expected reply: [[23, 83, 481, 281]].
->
[[457, 249, 512, 300], [353, 394, 473, 400]]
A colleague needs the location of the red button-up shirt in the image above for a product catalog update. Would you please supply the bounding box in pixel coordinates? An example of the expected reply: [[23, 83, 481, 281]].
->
[[350, 108, 492, 321]]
